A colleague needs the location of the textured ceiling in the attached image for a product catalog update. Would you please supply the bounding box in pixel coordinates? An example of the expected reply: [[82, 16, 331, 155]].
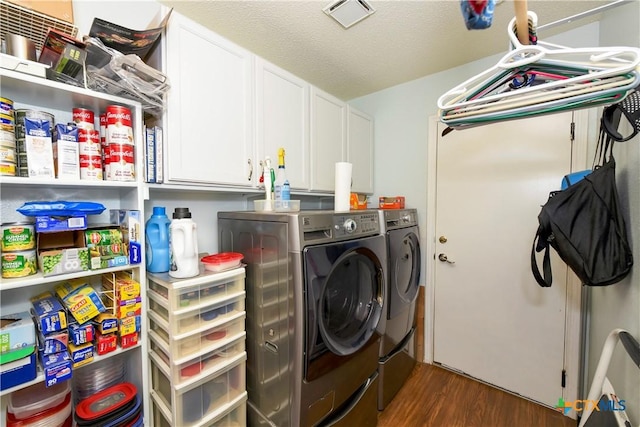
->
[[159, 1, 619, 100]]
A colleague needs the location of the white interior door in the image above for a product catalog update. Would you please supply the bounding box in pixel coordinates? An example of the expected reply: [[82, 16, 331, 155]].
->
[[433, 112, 573, 407]]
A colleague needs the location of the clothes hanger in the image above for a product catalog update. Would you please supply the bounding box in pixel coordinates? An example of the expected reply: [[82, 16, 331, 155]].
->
[[438, 10, 640, 129]]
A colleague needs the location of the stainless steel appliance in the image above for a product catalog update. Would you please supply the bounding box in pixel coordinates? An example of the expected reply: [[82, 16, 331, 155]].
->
[[218, 210, 386, 427], [377, 208, 421, 411]]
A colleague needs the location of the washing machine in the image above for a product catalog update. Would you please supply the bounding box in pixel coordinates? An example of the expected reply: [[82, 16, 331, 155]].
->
[[218, 210, 386, 426], [377, 208, 421, 411]]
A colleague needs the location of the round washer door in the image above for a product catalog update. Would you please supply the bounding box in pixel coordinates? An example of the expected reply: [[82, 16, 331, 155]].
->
[[389, 230, 421, 318], [318, 247, 384, 356]]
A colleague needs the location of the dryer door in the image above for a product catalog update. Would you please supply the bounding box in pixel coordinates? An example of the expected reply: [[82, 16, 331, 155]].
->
[[304, 236, 385, 362], [389, 228, 421, 319]]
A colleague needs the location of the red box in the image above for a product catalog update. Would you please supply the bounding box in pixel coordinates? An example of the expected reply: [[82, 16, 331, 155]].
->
[[95, 332, 117, 356], [379, 196, 405, 209], [120, 332, 138, 349]]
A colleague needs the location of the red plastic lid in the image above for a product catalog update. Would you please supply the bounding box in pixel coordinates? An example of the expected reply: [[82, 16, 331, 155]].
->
[[6, 393, 71, 426], [180, 361, 203, 377], [75, 382, 137, 421], [201, 252, 243, 265]]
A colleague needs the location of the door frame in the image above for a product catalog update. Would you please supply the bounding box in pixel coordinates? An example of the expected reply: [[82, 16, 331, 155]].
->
[[423, 111, 590, 416]]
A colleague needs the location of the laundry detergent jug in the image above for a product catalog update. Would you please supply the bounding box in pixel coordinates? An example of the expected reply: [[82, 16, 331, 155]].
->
[[169, 207, 199, 278], [145, 206, 170, 273]]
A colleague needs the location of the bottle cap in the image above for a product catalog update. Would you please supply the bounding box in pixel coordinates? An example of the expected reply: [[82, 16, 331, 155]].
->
[[153, 206, 166, 215], [173, 207, 192, 219]]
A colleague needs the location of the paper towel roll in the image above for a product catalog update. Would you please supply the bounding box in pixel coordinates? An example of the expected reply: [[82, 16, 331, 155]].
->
[[334, 162, 352, 212]]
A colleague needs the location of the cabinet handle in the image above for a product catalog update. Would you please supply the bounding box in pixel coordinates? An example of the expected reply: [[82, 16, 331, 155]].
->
[[247, 158, 253, 181]]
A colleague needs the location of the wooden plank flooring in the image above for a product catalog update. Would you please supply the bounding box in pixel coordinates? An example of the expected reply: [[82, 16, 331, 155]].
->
[[378, 363, 577, 427]]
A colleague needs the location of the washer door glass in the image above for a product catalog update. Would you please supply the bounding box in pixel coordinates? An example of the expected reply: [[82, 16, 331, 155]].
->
[[395, 232, 421, 304], [319, 247, 383, 356]]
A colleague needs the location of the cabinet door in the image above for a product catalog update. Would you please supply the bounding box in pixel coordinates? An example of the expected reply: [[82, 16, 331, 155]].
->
[[165, 12, 254, 186], [255, 57, 310, 190], [310, 87, 346, 192], [347, 107, 374, 194]]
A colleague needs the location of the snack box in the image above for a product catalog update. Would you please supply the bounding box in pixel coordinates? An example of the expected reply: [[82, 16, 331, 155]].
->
[[55, 279, 106, 324], [68, 342, 93, 368], [38, 330, 68, 355], [0, 311, 36, 364], [379, 196, 406, 209], [30, 292, 68, 334], [37, 230, 89, 277], [35, 215, 87, 233], [69, 322, 95, 346], [0, 351, 37, 391], [109, 210, 142, 265], [40, 351, 72, 387]]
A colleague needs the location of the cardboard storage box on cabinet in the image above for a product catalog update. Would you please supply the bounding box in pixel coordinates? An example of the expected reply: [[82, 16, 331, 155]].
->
[[6, 0, 74, 23]]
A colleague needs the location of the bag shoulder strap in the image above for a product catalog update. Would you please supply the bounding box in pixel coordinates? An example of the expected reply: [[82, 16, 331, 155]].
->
[[531, 226, 553, 287]]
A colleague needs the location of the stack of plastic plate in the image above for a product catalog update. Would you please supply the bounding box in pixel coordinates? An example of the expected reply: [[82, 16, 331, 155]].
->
[[73, 356, 126, 402]]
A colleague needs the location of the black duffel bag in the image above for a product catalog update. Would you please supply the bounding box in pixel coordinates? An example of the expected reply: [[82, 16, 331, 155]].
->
[[531, 120, 634, 287]]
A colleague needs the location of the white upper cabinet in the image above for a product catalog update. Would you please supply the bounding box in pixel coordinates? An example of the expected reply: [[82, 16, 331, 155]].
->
[[347, 107, 374, 194], [254, 57, 310, 190], [310, 87, 347, 192], [164, 11, 254, 186]]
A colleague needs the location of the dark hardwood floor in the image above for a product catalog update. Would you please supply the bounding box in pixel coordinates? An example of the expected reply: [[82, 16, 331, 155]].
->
[[378, 363, 578, 427]]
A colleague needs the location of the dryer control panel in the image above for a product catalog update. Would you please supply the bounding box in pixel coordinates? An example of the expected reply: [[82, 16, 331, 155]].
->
[[298, 211, 380, 245], [333, 212, 380, 238]]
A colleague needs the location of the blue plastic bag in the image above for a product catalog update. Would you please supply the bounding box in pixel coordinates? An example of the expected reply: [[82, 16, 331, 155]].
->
[[17, 201, 106, 217]]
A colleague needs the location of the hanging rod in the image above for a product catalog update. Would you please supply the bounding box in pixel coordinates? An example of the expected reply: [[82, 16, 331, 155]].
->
[[537, 0, 630, 32]]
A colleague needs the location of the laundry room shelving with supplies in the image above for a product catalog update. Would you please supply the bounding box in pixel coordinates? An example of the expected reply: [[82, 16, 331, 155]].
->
[[0, 68, 149, 420], [146, 267, 248, 426]]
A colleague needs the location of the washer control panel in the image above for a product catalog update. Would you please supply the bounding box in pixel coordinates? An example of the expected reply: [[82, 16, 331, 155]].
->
[[333, 212, 379, 238]]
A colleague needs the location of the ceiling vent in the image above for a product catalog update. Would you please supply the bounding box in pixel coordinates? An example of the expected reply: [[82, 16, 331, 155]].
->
[[323, 0, 376, 29]]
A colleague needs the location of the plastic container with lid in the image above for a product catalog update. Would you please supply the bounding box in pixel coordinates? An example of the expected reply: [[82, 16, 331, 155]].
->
[[200, 252, 243, 272], [8, 380, 70, 420], [6, 391, 72, 427]]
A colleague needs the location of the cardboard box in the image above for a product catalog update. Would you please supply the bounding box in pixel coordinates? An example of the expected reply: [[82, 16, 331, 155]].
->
[[69, 322, 94, 346], [92, 313, 118, 335], [68, 342, 93, 368], [0, 351, 37, 391], [119, 315, 141, 337], [120, 332, 138, 349], [378, 196, 406, 209], [109, 210, 142, 265], [38, 29, 86, 80], [38, 330, 68, 355], [35, 214, 87, 233], [6, 0, 74, 23], [30, 292, 68, 334], [95, 332, 117, 356], [117, 297, 142, 319], [85, 227, 129, 270], [55, 279, 106, 324], [37, 230, 89, 277], [0, 312, 36, 362], [40, 351, 72, 387]]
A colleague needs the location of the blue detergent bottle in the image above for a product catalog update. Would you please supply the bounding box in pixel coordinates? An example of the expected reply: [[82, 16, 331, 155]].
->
[[146, 206, 171, 273]]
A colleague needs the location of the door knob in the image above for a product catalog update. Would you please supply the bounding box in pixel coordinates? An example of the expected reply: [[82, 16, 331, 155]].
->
[[439, 236, 448, 244], [438, 253, 455, 264]]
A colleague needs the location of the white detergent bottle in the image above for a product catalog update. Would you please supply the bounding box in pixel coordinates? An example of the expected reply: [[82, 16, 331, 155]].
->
[[169, 207, 199, 278]]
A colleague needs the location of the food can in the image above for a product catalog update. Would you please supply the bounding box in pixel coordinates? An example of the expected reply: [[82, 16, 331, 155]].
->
[[85, 229, 123, 246], [0, 161, 16, 176], [1, 250, 37, 278], [1, 223, 35, 251], [80, 153, 103, 180], [0, 146, 16, 164], [0, 123, 16, 147], [0, 113, 14, 125], [108, 142, 135, 181], [105, 105, 133, 145], [73, 108, 95, 130], [0, 97, 13, 115], [14, 109, 55, 139], [78, 129, 101, 155]]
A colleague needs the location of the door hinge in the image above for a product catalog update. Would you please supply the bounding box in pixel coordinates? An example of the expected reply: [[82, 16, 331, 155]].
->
[[561, 369, 566, 388], [570, 122, 575, 142]]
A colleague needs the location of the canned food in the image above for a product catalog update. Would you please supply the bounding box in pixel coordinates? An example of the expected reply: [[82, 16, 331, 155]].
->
[[85, 229, 123, 247], [1, 250, 37, 278], [80, 153, 103, 180], [108, 142, 134, 181], [0, 123, 16, 147], [1, 223, 35, 251], [0, 146, 16, 163], [73, 108, 95, 130], [0, 97, 13, 115], [78, 129, 101, 155], [105, 105, 133, 145], [0, 113, 14, 125], [18, 166, 28, 177], [0, 162, 16, 176]]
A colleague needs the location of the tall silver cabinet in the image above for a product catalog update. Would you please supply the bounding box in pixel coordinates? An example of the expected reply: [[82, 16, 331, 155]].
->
[[147, 267, 248, 426], [0, 69, 148, 420]]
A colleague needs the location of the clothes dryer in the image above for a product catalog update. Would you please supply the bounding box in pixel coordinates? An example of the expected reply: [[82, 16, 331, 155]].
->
[[377, 208, 421, 411], [218, 210, 386, 426]]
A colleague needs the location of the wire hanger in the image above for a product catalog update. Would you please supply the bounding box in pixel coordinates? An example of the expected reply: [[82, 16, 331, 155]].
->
[[438, 9, 640, 131]]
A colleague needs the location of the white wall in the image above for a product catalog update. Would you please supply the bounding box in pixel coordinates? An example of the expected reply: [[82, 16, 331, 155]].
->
[[588, 2, 640, 425], [351, 8, 640, 423]]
